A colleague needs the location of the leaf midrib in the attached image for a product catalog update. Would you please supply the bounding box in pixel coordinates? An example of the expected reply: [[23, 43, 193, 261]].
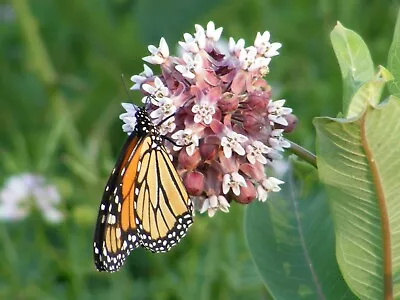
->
[[360, 110, 393, 299]]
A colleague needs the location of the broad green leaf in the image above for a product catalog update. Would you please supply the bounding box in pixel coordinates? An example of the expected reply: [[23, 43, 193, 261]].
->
[[330, 22, 374, 116], [245, 165, 356, 300], [314, 98, 400, 299], [347, 66, 393, 118], [388, 9, 400, 97]]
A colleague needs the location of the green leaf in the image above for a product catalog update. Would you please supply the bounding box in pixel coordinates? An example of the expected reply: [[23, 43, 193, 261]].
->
[[245, 166, 356, 300], [388, 9, 400, 97], [314, 98, 400, 299], [330, 22, 374, 116], [37, 114, 67, 172], [347, 66, 393, 118]]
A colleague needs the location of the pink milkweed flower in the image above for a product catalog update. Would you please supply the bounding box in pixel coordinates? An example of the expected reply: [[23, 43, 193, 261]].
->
[[122, 21, 296, 217]]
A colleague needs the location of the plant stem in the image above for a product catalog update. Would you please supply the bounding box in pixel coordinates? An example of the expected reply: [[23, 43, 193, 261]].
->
[[286, 139, 317, 168], [11, 0, 56, 86]]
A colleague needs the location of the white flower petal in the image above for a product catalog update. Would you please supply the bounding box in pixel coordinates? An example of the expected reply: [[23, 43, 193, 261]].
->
[[193, 114, 203, 123], [159, 37, 169, 58], [232, 172, 246, 186], [233, 144, 245, 156], [222, 174, 231, 194], [223, 145, 232, 158], [232, 185, 240, 196], [257, 185, 268, 202], [203, 115, 212, 125]]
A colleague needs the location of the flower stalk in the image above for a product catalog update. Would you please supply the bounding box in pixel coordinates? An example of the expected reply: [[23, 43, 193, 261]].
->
[[287, 140, 317, 168]]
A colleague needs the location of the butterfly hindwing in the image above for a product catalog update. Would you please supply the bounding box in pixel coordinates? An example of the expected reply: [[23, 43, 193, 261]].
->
[[133, 139, 193, 252]]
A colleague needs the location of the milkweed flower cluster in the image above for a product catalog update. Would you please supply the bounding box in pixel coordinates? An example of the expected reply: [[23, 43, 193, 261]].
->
[[121, 21, 296, 217], [0, 173, 64, 223]]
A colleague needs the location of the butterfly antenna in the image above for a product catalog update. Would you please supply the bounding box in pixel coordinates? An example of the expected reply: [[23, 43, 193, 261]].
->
[[121, 74, 133, 102]]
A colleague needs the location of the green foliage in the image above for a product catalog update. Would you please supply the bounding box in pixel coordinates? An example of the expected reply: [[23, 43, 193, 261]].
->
[[314, 98, 400, 299], [0, 0, 398, 299], [388, 9, 400, 97], [330, 22, 375, 116], [245, 163, 356, 299], [245, 9, 400, 300]]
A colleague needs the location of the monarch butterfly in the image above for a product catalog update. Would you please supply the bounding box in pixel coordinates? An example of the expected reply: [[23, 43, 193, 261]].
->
[[93, 105, 193, 272]]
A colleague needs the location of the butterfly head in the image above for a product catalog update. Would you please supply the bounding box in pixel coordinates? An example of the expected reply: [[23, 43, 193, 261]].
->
[[134, 106, 158, 137]]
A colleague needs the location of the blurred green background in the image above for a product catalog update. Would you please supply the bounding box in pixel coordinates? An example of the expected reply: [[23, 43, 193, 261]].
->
[[0, 0, 398, 299]]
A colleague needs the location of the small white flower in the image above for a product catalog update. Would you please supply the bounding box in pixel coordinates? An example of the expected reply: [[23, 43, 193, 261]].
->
[[192, 102, 215, 125], [205, 21, 223, 42], [200, 195, 230, 217], [158, 116, 176, 136], [142, 37, 170, 64], [268, 99, 292, 126], [119, 103, 138, 134], [269, 129, 291, 151], [0, 173, 64, 223], [228, 37, 245, 56], [246, 140, 271, 164], [130, 64, 153, 90], [194, 21, 223, 50], [221, 130, 248, 158], [0, 202, 28, 221], [194, 24, 206, 50], [142, 77, 169, 101], [262, 177, 284, 192], [222, 172, 247, 196], [265, 42, 282, 58], [248, 56, 271, 74], [254, 31, 282, 57], [179, 33, 200, 53], [257, 176, 285, 202], [149, 97, 177, 122], [32, 184, 63, 224], [239, 46, 258, 70], [175, 53, 203, 79], [256, 185, 269, 202], [42, 208, 64, 223], [171, 129, 199, 156]]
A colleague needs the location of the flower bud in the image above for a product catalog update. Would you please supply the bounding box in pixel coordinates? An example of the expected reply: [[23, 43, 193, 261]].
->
[[245, 91, 269, 111], [239, 163, 266, 181], [184, 171, 204, 196], [218, 93, 239, 113], [178, 148, 201, 170], [242, 112, 266, 132], [235, 180, 256, 204], [279, 113, 298, 133], [199, 141, 218, 161], [252, 78, 272, 93], [204, 166, 223, 195]]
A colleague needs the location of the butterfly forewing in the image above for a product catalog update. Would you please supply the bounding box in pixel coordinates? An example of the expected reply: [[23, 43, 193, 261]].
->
[[93, 135, 142, 272], [93, 107, 193, 272]]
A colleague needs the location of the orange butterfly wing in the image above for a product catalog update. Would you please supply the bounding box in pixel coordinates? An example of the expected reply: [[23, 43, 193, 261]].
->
[[93, 132, 193, 272]]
